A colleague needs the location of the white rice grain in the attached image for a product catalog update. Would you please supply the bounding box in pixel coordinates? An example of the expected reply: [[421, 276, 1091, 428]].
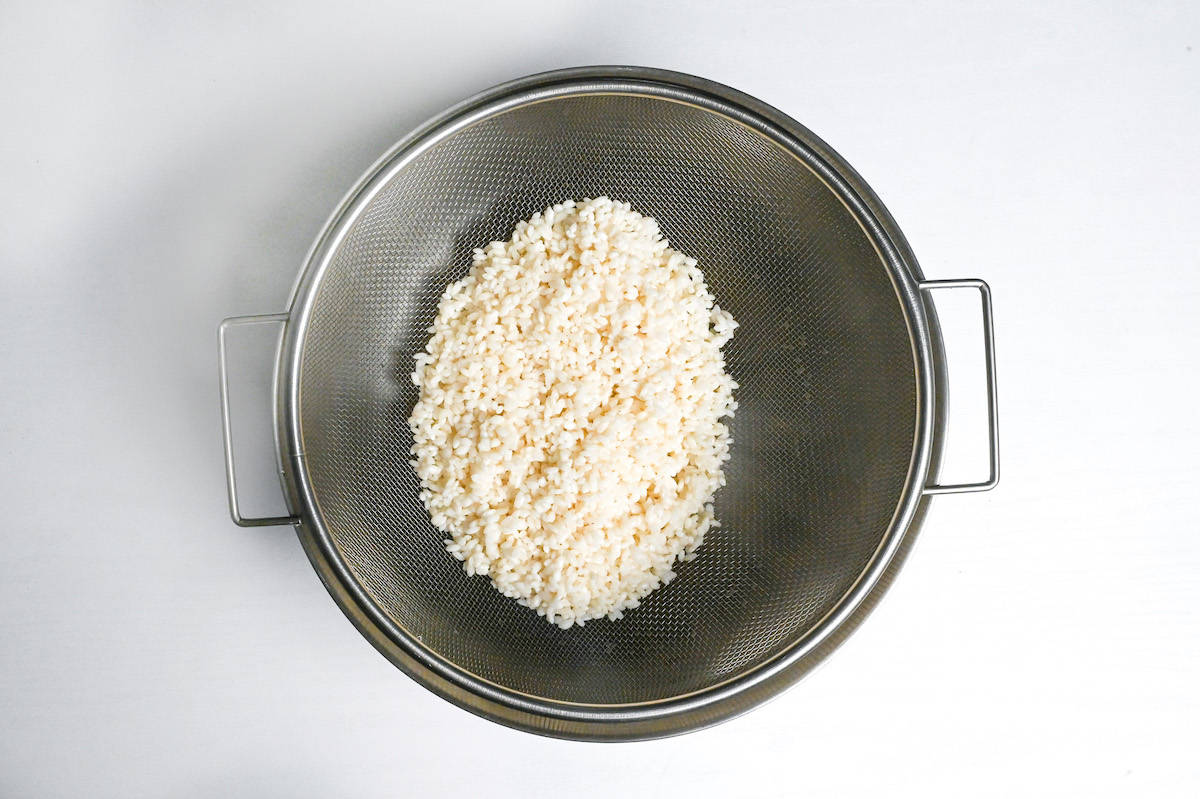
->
[[408, 197, 737, 628]]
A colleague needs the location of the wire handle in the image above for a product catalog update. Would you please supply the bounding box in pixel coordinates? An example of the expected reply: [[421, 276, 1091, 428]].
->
[[218, 313, 299, 526], [919, 279, 1000, 495]]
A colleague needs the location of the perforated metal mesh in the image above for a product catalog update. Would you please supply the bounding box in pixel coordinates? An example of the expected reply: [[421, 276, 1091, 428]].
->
[[298, 92, 917, 705]]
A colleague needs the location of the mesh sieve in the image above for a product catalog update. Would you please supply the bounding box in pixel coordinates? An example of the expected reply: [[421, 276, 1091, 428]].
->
[[259, 67, 967, 738]]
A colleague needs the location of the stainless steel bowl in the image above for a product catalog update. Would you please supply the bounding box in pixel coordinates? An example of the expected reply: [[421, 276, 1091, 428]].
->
[[218, 66, 998, 740]]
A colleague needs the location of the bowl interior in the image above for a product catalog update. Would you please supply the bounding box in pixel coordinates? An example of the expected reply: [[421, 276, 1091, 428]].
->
[[297, 90, 917, 704]]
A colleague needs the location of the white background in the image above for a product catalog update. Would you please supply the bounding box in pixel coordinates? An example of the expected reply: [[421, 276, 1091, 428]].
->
[[2, 1, 1198, 796]]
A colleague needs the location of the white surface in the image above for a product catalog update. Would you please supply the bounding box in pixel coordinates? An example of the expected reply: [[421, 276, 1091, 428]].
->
[[2, 2, 1197, 796]]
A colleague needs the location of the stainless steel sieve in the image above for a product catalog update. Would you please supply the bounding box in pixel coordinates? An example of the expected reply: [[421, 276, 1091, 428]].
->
[[218, 66, 998, 740]]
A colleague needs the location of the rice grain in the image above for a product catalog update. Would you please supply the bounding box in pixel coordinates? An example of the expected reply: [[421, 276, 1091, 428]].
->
[[408, 197, 737, 627]]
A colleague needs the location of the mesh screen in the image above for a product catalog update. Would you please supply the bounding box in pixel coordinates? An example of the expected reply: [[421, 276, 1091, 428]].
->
[[298, 93, 916, 704]]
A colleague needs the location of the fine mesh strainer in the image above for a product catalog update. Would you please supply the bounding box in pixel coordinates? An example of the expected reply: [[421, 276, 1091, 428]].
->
[[218, 66, 999, 740]]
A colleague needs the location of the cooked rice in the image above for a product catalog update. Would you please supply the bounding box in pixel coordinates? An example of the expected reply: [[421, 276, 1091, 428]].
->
[[408, 197, 737, 627]]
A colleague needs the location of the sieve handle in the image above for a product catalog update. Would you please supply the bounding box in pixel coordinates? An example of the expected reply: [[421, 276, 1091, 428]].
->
[[919, 279, 999, 495], [218, 313, 300, 527]]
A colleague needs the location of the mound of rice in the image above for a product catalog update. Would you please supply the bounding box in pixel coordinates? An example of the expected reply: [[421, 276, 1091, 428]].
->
[[408, 197, 738, 628]]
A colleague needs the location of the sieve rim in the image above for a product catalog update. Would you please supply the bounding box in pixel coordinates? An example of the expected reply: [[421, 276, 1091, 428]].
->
[[272, 66, 945, 738]]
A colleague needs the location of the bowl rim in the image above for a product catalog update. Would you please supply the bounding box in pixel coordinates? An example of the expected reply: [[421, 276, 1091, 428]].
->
[[270, 65, 946, 739]]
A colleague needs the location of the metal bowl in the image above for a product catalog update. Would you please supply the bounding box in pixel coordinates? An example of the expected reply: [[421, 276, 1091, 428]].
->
[[218, 66, 998, 739]]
